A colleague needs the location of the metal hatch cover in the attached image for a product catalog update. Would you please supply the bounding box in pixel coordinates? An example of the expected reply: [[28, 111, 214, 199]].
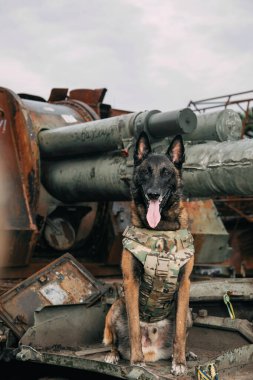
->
[[0, 253, 105, 337]]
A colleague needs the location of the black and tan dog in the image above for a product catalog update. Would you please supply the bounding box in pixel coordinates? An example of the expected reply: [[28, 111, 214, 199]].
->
[[103, 131, 194, 376]]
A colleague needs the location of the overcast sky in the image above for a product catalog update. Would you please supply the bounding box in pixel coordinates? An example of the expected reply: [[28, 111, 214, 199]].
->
[[1, 0, 253, 113]]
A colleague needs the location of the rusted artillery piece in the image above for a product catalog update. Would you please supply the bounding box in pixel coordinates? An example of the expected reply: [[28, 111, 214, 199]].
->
[[0, 85, 248, 273], [1, 86, 253, 380]]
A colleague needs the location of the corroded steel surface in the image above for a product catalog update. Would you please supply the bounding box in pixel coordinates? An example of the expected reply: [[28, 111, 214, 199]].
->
[[0, 87, 104, 268], [23, 96, 97, 133], [0, 87, 39, 266], [0, 253, 104, 337]]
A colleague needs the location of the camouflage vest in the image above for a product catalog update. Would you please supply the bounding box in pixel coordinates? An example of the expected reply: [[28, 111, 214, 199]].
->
[[122, 226, 194, 323]]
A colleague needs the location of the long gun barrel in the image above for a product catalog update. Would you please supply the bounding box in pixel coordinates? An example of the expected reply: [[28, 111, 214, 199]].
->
[[41, 137, 253, 202], [38, 108, 197, 158]]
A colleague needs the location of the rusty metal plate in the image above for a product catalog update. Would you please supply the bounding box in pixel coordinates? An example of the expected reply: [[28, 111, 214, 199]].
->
[[0, 253, 105, 337]]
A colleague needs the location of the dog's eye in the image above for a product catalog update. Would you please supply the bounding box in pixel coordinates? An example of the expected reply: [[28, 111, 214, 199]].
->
[[142, 170, 149, 177], [161, 167, 170, 177], [141, 167, 152, 177]]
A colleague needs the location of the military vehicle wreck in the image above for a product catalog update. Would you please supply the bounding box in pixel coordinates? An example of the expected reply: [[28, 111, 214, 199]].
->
[[0, 86, 253, 379]]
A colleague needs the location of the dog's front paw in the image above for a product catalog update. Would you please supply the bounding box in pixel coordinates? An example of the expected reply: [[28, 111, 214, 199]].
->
[[130, 352, 145, 367], [104, 351, 120, 364], [131, 360, 146, 367], [171, 359, 187, 376]]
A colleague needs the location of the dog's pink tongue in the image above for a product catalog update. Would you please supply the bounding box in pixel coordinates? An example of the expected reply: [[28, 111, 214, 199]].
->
[[147, 200, 161, 228]]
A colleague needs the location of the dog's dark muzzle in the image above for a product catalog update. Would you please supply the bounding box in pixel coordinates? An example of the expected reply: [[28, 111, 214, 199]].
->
[[146, 190, 161, 201], [144, 188, 172, 210]]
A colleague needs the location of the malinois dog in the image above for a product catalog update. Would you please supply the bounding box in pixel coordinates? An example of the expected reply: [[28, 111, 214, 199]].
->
[[103, 131, 194, 376]]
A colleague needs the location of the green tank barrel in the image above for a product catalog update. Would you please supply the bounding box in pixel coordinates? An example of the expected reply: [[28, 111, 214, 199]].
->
[[38, 108, 197, 158], [41, 138, 253, 202], [41, 155, 130, 202], [183, 138, 253, 197], [184, 109, 242, 142]]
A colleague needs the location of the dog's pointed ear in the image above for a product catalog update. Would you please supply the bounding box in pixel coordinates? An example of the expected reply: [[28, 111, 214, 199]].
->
[[134, 131, 151, 165], [166, 135, 185, 169]]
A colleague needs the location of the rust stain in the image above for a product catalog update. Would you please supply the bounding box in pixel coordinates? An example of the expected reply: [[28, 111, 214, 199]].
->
[[0, 88, 39, 267]]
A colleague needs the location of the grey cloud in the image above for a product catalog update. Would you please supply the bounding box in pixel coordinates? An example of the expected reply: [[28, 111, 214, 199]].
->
[[1, 0, 253, 112]]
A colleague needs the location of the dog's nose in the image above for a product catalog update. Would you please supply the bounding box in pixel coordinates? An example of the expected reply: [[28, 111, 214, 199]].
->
[[147, 190, 160, 200]]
